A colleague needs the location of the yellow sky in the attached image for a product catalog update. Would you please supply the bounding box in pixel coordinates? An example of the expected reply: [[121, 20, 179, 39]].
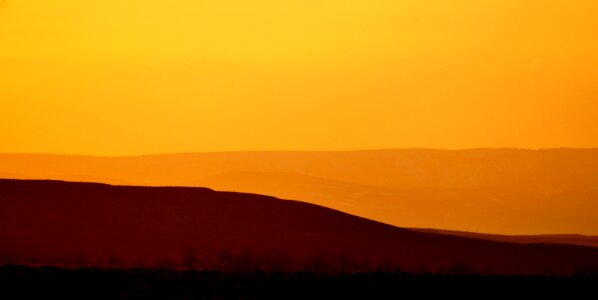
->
[[1, 0, 597, 155]]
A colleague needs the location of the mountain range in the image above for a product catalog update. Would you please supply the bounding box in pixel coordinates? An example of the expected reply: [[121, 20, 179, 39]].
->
[[1, 149, 597, 235]]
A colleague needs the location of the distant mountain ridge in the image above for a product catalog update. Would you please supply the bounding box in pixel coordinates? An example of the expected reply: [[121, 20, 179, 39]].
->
[[3, 148, 598, 190], [1, 148, 597, 234], [411, 228, 598, 248]]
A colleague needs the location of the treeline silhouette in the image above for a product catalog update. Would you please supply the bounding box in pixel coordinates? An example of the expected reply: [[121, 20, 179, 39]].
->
[[14, 248, 396, 273], [8, 245, 598, 276]]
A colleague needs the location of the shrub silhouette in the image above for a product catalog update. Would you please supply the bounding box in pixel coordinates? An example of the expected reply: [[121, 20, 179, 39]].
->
[[182, 248, 199, 269], [107, 254, 124, 268]]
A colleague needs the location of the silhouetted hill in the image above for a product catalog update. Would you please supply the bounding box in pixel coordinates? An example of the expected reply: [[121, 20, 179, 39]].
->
[[1, 179, 597, 275], [1, 149, 597, 235], [411, 228, 598, 248]]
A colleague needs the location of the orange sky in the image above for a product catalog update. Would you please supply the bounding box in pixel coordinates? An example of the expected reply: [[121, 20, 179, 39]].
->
[[1, 0, 597, 155]]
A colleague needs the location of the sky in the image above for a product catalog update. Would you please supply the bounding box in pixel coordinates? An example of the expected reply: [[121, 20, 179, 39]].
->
[[1, 0, 597, 155]]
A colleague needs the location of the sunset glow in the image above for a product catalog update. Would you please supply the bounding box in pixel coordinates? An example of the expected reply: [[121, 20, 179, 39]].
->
[[2, 2, 598, 288], [1, 0, 597, 155]]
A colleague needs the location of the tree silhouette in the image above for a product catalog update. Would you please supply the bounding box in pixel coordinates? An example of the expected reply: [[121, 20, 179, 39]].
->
[[182, 248, 199, 269]]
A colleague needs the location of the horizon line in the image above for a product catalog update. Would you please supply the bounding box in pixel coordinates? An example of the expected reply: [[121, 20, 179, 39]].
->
[[2, 147, 598, 158]]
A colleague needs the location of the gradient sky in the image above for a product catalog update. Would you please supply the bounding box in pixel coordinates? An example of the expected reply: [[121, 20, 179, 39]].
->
[[1, 0, 597, 155]]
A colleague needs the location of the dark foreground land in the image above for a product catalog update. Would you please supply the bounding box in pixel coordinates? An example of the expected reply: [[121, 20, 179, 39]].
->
[[3, 179, 598, 275], [1, 265, 596, 299]]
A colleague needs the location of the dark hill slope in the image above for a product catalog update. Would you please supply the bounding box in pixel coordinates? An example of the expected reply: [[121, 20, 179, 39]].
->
[[1, 179, 597, 275]]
